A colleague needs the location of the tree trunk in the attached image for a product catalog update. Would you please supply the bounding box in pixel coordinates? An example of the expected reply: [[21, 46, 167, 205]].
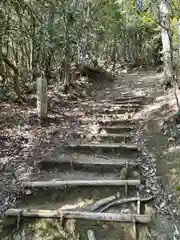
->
[[44, 4, 55, 83], [159, 0, 173, 89], [2, 53, 21, 99]]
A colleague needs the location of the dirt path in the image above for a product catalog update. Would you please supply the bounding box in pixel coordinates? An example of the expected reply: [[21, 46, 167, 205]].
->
[[1, 70, 180, 239]]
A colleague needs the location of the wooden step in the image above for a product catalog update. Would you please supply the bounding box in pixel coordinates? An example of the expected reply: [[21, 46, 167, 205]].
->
[[99, 119, 135, 126], [115, 95, 146, 101], [29, 171, 126, 182], [95, 113, 134, 120], [37, 157, 139, 173], [95, 133, 132, 143], [5, 208, 151, 223], [99, 125, 134, 134], [96, 108, 138, 115], [67, 142, 139, 155], [113, 99, 142, 105], [78, 117, 135, 126], [22, 179, 140, 188], [81, 102, 141, 108]]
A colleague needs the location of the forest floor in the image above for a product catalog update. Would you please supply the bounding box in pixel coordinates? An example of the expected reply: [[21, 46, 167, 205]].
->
[[1, 67, 180, 238]]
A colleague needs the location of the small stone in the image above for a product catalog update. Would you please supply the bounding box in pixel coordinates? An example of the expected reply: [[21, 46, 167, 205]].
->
[[121, 208, 131, 214], [168, 194, 172, 200], [139, 184, 145, 191], [157, 234, 168, 240], [12, 179, 16, 185], [25, 189, 32, 195], [142, 165, 149, 171], [131, 171, 140, 178], [159, 201, 166, 209], [18, 173, 30, 181], [15, 167, 26, 178]]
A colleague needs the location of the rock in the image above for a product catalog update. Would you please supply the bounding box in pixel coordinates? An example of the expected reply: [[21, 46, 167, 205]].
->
[[15, 167, 26, 178], [156, 234, 168, 240], [131, 170, 140, 178], [121, 208, 131, 214], [146, 189, 151, 193], [121, 69, 128, 73], [159, 201, 166, 209], [12, 179, 16, 185], [168, 137, 176, 147], [18, 172, 30, 181], [25, 189, 32, 195], [139, 184, 145, 191]]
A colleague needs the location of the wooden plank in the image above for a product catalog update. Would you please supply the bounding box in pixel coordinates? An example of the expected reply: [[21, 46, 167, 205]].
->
[[77, 118, 135, 126], [97, 108, 138, 114], [5, 209, 151, 223], [95, 133, 131, 142], [37, 158, 138, 168], [94, 113, 134, 119], [37, 158, 139, 173], [115, 96, 145, 101], [75, 102, 140, 108], [100, 125, 134, 130], [99, 125, 134, 133], [98, 119, 135, 125], [113, 99, 142, 104], [68, 142, 138, 151], [22, 179, 140, 188]]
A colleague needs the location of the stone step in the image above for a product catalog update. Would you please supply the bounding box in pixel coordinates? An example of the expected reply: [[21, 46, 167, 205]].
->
[[67, 142, 139, 156], [99, 125, 134, 134]]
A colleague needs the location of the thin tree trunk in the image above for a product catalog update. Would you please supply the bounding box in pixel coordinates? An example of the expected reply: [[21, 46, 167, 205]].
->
[[45, 4, 55, 83], [2, 53, 21, 99], [159, 0, 173, 88]]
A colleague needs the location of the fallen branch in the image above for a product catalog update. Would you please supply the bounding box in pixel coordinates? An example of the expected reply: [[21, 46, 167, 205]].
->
[[5, 209, 151, 223], [99, 196, 154, 213], [87, 230, 97, 240], [22, 179, 140, 188], [85, 195, 118, 212]]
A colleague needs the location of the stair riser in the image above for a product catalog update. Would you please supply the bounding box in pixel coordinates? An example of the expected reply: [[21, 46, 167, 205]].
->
[[97, 109, 138, 115], [115, 96, 145, 101], [96, 135, 132, 143], [99, 120, 135, 126], [100, 127, 133, 134], [68, 146, 139, 157], [90, 104, 140, 110], [37, 161, 141, 174]]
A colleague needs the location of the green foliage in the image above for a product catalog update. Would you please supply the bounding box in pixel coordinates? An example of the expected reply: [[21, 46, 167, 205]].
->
[[1, 0, 180, 98]]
